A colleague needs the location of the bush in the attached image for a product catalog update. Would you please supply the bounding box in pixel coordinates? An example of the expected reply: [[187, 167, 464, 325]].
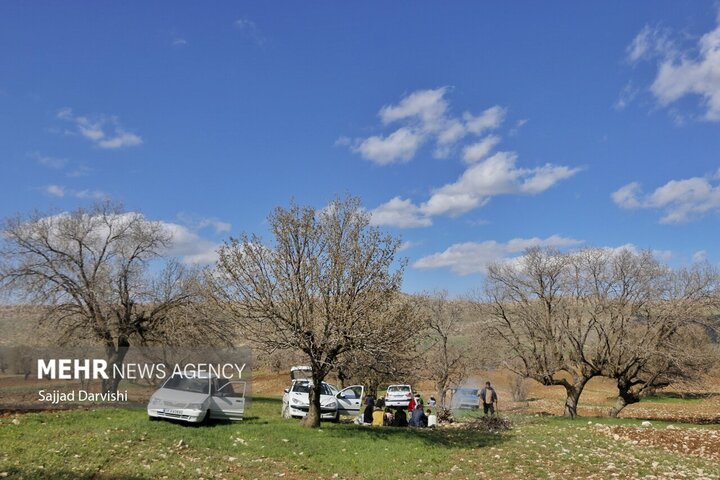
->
[[464, 415, 512, 432], [436, 406, 455, 424]]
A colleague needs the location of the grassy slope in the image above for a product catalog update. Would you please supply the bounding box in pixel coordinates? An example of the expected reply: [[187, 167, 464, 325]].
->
[[1, 397, 720, 479]]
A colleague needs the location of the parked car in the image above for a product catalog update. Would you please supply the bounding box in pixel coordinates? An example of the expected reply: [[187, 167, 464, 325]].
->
[[452, 387, 480, 410], [384, 384, 413, 407], [281, 366, 364, 421], [147, 372, 246, 423]]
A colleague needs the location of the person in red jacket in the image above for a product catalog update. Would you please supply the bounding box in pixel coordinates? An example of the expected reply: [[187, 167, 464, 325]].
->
[[407, 395, 416, 413]]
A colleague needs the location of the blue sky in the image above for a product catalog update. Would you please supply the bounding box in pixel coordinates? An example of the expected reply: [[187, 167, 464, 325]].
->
[[1, 2, 719, 293]]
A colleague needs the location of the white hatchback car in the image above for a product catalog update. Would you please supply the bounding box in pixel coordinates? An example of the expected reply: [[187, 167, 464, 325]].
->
[[147, 372, 246, 423], [281, 366, 364, 421], [384, 384, 414, 407]]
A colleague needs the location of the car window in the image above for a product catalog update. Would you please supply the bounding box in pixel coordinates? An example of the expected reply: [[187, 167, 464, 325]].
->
[[340, 386, 362, 399], [215, 379, 236, 395], [292, 382, 310, 393], [162, 375, 209, 394], [291, 382, 332, 395], [387, 386, 411, 393]]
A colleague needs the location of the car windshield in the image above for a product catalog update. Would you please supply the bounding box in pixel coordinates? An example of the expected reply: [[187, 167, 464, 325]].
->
[[292, 382, 332, 395], [162, 375, 209, 394], [387, 386, 411, 393], [458, 389, 478, 396]]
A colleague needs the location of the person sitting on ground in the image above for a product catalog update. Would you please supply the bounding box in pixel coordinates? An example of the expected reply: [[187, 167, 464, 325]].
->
[[391, 407, 407, 427], [361, 393, 376, 424], [372, 406, 384, 427], [479, 381, 498, 416], [427, 408, 437, 428], [428, 396, 437, 407], [383, 407, 394, 426], [409, 404, 427, 428]]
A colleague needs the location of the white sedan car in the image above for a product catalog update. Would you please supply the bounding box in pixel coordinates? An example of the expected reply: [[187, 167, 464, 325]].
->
[[384, 384, 414, 407], [147, 372, 246, 423], [281, 367, 364, 421]]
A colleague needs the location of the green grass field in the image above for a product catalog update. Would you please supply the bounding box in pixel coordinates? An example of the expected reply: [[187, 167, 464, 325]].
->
[[1, 397, 720, 479]]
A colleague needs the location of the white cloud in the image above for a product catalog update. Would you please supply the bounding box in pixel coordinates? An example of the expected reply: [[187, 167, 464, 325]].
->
[[611, 182, 643, 208], [345, 88, 578, 227], [234, 17, 265, 46], [614, 82, 639, 111], [74, 189, 108, 200], [159, 221, 220, 265], [612, 173, 720, 223], [172, 38, 188, 47], [380, 87, 449, 125], [45, 185, 65, 197], [342, 87, 506, 165], [627, 15, 720, 120], [42, 184, 108, 200], [413, 235, 583, 275], [176, 213, 232, 235], [692, 250, 708, 262], [30, 152, 67, 169], [626, 25, 676, 63], [462, 135, 500, 164], [463, 106, 507, 135], [421, 152, 580, 217], [369, 197, 432, 228], [97, 131, 142, 149], [67, 165, 92, 178], [398, 240, 420, 252], [57, 108, 143, 149], [353, 128, 423, 165]]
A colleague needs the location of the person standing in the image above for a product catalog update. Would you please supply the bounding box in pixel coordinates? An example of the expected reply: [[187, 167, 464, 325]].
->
[[407, 395, 416, 414], [479, 381, 498, 416]]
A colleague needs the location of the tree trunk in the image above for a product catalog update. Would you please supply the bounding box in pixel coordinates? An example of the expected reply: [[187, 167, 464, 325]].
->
[[301, 374, 323, 428], [102, 340, 129, 394], [608, 381, 640, 418], [368, 380, 378, 398], [437, 380, 447, 407], [562, 377, 590, 419], [337, 367, 346, 389]]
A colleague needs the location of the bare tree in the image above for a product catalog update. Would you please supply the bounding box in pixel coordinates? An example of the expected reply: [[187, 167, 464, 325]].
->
[[0, 202, 210, 393], [480, 248, 606, 418], [206, 196, 413, 427], [419, 290, 471, 406], [592, 253, 720, 417], [481, 246, 720, 418]]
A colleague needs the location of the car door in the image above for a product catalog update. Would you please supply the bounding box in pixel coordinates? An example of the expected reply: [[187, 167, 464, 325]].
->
[[209, 379, 246, 420], [335, 385, 364, 417]]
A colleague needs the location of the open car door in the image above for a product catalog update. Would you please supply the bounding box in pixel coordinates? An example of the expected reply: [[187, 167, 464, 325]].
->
[[336, 385, 364, 417], [210, 380, 246, 420]]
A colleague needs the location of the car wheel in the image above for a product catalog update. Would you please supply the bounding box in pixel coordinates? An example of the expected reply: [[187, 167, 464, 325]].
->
[[331, 411, 340, 423], [202, 410, 212, 425], [148, 415, 159, 422]]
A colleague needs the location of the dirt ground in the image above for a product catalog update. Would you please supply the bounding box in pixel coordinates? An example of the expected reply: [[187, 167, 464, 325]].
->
[[599, 424, 720, 462]]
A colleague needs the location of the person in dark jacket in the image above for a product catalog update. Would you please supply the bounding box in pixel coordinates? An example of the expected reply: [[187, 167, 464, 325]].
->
[[479, 381, 498, 416], [391, 407, 407, 427], [363, 394, 375, 424], [409, 404, 427, 427]]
